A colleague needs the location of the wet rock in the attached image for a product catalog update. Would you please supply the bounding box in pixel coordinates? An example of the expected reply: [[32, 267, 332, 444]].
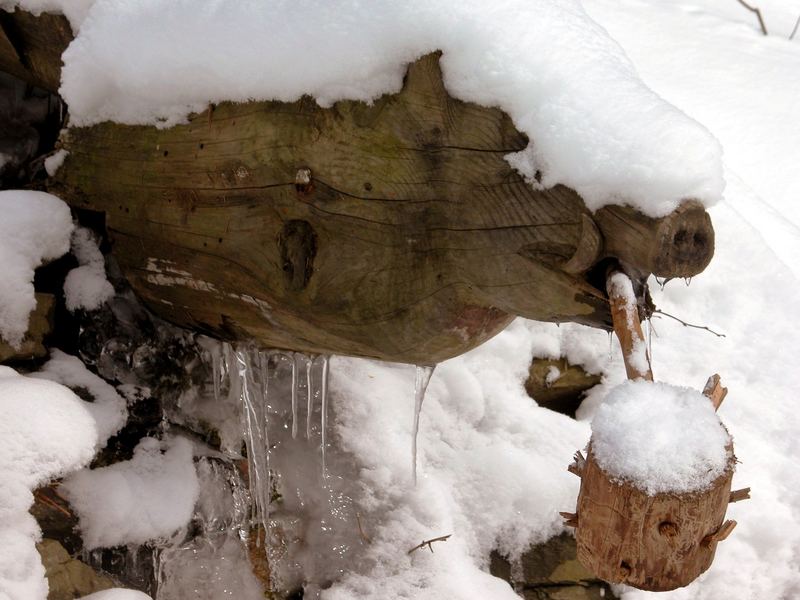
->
[[524, 358, 601, 418], [0, 292, 54, 363], [37, 538, 115, 600], [491, 534, 615, 600]]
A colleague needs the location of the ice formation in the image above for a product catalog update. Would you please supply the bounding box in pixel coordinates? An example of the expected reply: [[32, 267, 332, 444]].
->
[[0, 190, 72, 347], [590, 380, 732, 494], [63, 225, 115, 312], [411, 365, 435, 485], [61, 436, 199, 549], [9, 0, 721, 216], [0, 367, 97, 600]]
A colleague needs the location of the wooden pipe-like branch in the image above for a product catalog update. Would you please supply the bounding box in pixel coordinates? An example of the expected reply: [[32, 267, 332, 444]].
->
[[607, 269, 653, 381]]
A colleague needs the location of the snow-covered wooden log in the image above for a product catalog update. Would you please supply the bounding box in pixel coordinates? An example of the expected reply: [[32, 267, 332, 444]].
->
[[566, 351, 743, 592], [571, 440, 736, 591], [46, 52, 714, 363], [0, 10, 716, 363]]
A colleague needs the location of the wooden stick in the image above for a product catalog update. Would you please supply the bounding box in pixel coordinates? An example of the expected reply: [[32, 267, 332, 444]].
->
[[407, 534, 452, 554], [702, 374, 728, 411], [607, 269, 653, 381], [702, 520, 737, 547], [729, 488, 751, 503], [567, 450, 586, 477], [735, 0, 768, 35]]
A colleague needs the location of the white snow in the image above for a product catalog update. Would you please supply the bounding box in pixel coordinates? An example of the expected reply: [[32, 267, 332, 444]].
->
[[325, 321, 589, 599], [32, 349, 127, 448], [43, 148, 68, 176], [63, 226, 114, 312], [0, 190, 72, 348], [47, 0, 721, 217], [61, 436, 199, 549], [0, 0, 96, 31], [0, 367, 97, 600], [590, 380, 732, 494]]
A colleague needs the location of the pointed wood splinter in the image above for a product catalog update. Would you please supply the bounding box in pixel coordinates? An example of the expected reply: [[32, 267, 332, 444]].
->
[[729, 488, 751, 503], [702, 374, 728, 411], [560, 511, 579, 528], [568, 450, 586, 477], [702, 520, 737, 547]]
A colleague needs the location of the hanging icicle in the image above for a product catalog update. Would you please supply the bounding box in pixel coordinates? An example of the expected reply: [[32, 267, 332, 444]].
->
[[305, 354, 314, 440], [237, 347, 271, 543], [411, 364, 435, 485], [291, 352, 299, 439], [319, 355, 330, 478]]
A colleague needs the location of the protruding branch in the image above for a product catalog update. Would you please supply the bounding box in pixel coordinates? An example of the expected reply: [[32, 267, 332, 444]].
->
[[702, 374, 728, 411], [729, 488, 751, 503], [407, 534, 452, 554], [560, 511, 579, 528], [702, 520, 737, 547], [607, 269, 654, 381], [568, 450, 586, 477], [594, 201, 715, 279]]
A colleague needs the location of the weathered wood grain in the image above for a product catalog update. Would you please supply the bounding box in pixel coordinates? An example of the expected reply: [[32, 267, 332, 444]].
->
[[572, 445, 735, 591], [47, 52, 716, 363]]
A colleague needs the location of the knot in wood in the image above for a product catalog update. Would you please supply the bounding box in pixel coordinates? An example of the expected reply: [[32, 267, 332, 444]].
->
[[295, 167, 313, 194], [658, 521, 679, 538]]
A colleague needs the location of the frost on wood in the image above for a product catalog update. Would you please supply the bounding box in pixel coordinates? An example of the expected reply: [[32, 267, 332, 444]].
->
[[591, 380, 731, 494], [0, 190, 72, 348]]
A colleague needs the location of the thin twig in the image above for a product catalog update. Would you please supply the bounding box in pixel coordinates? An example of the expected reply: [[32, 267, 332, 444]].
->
[[34, 491, 73, 518], [790, 13, 800, 40], [735, 0, 769, 35], [407, 534, 452, 554], [356, 512, 371, 544], [652, 309, 726, 338]]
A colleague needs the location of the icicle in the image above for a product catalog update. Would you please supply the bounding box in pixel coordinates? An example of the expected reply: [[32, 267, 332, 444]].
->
[[411, 364, 435, 485], [684, 277, 692, 287], [608, 331, 614, 359], [237, 347, 270, 544], [319, 355, 330, 478], [305, 354, 314, 439], [291, 353, 299, 439], [211, 344, 221, 402]]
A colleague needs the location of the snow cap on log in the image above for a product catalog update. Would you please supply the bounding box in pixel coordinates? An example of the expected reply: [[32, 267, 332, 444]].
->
[[591, 380, 732, 495]]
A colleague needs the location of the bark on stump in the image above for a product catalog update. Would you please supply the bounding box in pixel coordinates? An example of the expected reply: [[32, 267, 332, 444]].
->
[[568, 446, 737, 591]]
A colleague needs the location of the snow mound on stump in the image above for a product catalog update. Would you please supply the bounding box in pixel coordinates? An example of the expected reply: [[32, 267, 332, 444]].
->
[[591, 380, 732, 495], [0, 190, 72, 348], [57, 0, 722, 217]]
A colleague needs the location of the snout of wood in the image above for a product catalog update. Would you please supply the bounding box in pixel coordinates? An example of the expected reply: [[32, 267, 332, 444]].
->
[[595, 201, 714, 278]]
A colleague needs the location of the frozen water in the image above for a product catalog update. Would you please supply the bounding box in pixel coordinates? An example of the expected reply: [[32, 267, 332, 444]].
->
[[411, 364, 435, 485]]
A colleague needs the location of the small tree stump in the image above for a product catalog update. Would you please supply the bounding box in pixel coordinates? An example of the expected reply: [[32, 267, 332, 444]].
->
[[571, 445, 736, 591]]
